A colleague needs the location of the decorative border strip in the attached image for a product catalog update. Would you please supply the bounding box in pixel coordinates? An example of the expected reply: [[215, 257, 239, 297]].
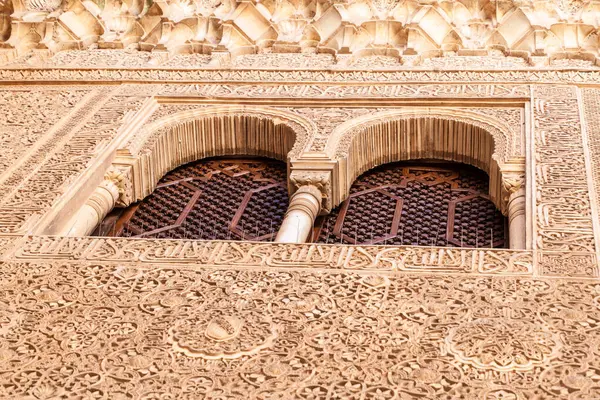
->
[[8, 236, 534, 276], [3, 68, 600, 84]]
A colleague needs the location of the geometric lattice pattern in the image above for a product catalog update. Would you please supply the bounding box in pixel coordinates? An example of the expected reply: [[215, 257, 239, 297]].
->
[[94, 158, 289, 241], [315, 162, 507, 248]]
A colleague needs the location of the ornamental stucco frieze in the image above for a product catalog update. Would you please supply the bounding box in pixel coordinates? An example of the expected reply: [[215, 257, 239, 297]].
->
[[0, 260, 600, 398], [9, 67, 600, 83]]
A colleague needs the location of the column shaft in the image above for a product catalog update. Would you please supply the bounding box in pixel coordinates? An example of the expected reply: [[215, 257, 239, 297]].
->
[[64, 180, 119, 236], [507, 187, 526, 249], [275, 186, 322, 243]]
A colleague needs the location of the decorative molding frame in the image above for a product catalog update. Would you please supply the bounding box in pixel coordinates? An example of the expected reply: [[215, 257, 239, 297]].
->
[[0, 81, 594, 276]]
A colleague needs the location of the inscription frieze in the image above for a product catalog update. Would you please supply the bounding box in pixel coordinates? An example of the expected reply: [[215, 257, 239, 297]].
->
[[533, 86, 596, 261], [10, 236, 533, 275], [4, 68, 600, 84]]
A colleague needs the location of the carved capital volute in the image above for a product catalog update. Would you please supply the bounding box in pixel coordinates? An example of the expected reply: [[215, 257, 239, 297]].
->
[[289, 170, 332, 213], [501, 173, 525, 214], [104, 165, 134, 208], [502, 174, 524, 195]]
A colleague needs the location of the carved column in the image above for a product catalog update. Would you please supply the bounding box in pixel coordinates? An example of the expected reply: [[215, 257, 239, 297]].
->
[[502, 175, 526, 249], [275, 170, 332, 244], [275, 185, 322, 243], [63, 166, 133, 236]]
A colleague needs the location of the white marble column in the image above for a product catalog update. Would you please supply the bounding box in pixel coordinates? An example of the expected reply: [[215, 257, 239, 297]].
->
[[275, 185, 322, 243], [64, 180, 120, 236], [507, 187, 526, 249], [62, 166, 133, 236], [501, 172, 526, 249]]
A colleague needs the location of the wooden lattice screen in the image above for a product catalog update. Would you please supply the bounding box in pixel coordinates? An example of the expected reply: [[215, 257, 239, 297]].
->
[[94, 157, 289, 241], [96, 158, 506, 248], [314, 162, 507, 248]]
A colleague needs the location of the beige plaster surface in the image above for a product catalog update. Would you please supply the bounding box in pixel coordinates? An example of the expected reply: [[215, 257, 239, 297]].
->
[[0, 60, 599, 398]]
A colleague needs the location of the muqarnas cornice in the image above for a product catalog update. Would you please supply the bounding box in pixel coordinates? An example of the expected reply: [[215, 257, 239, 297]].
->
[[4, 0, 600, 71]]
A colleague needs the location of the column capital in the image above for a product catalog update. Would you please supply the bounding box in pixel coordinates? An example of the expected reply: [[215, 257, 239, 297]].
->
[[501, 172, 525, 214], [289, 170, 332, 213], [104, 165, 134, 208]]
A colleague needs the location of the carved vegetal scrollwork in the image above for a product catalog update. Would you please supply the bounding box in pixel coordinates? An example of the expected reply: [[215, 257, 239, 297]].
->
[[501, 174, 524, 195], [167, 309, 278, 359], [500, 172, 525, 214], [0, 77, 599, 399], [0, 260, 599, 398], [446, 318, 562, 371]]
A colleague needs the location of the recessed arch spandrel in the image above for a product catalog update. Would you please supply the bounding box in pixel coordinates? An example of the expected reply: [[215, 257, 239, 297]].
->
[[329, 108, 525, 213], [114, 106, 316, 204]]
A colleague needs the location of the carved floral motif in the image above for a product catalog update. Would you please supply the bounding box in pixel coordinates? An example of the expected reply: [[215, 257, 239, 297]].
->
[[446, 319, 561, 371], [0, 74, 598, 398], [168, 309, 278, 359], [0, 261, 597, 398]]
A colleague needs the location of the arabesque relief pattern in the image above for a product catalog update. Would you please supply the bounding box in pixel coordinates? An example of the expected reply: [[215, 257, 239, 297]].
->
[[533, 86, 598, 277], [0, 87, 89, 176], [1, 261, 600, 399], [0, 87, 146, 233], [0, 82, 593, 269], [582, 87, 600, 260], [0, 83, 531, 235]]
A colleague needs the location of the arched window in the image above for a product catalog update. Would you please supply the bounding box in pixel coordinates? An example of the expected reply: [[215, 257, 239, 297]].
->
[[313, 161, 507, 248], [94, 157, 289, 241]]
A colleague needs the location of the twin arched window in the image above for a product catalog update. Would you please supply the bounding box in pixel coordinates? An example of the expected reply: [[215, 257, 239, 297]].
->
[[94, 156, 507, 248]]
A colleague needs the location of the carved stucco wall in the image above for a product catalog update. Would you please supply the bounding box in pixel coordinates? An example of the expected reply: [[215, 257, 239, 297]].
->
[[1, 72, 600, 398]]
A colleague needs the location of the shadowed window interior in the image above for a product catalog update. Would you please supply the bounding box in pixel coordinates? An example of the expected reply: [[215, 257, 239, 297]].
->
[[94, 157, 289, 241], [314, 161, 508, 248]]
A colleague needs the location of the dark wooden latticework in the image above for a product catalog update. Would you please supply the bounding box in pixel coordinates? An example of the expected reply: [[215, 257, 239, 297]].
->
[[314, 162, 507, 248], [94, 157, 289, 241]]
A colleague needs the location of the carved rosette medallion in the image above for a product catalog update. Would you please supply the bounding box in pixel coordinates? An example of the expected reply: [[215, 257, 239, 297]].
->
[[445, 319, 561, 371], [240, 352, 315, 389], [167, 310, 278, 359], [387, 358, 463, 396]]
